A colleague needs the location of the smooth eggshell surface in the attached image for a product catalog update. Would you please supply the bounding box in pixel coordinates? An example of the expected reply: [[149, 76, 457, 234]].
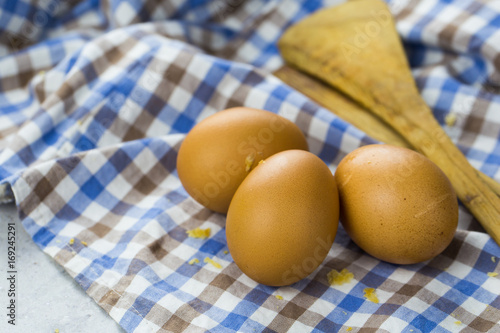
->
[[177, 107, 308, 213], [226, 150, 339, 286], [334, 144, 458, 265]]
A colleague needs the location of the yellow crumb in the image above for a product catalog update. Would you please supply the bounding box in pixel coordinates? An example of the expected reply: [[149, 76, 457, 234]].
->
[[258, 159, 265, 166], [328, 268, 354, 286], [188, 258, 200, 265], [346, 327, 353, 332], [445, 113, 457, 127], [54, 329, 59, 333], [455, 320, 462, 325], [487, 272, 498, 277], [451, 313, 456, 318], [39, 70, 46, 76], [186, 227, 211, 239], [245, 153, 255, 172], [275, 295, 283, 300], [492, 256, 496, 263], [69, 238, 74, 245], [363, 288, 379, 304], [204, 257, 222, 269], [55, 240, 61, 243], [81, 241, 88, 246], [343, 311, 347, 315], [223, 250, 228, 254]]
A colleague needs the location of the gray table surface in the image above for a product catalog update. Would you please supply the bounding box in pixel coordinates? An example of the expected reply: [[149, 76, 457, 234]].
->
[[0, 202, 123, 333]]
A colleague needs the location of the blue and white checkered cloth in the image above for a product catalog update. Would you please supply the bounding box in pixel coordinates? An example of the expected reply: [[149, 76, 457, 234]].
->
[[1, 0, 499, 332]]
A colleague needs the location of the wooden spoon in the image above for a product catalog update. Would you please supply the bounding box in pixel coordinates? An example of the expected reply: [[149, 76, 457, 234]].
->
[[278, 0, 500, 244]]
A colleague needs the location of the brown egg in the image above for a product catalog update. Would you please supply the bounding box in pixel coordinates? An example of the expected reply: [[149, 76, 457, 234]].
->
[[226, 150, 339, 286], [334, 144, 458, 264], [177, 107, 308, 213]]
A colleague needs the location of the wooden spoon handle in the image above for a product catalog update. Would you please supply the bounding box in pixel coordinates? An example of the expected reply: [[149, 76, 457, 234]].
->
[[273, 65, 500, 198], [480, 172, 500, 198], [375, 94, 500, 244], [274, 65, 500, 244]]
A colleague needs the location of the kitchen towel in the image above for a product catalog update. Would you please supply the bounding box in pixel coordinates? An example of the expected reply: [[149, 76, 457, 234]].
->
[[0, 0, 499, 331]]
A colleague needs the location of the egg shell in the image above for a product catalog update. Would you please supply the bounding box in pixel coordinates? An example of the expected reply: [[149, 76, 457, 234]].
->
[[177, 107, 308, 213], [226, 150, 339, 286], [335, 144, 458, 265]]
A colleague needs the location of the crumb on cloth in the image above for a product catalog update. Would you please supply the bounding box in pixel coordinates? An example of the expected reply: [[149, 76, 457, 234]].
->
[[204, 257, 221, 269], [188, 258, 200, 265], [328, 268, 354, 286], [186, 227, 211, 239], [363, 288, 379, 304], [445, 112, 457, 126]]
